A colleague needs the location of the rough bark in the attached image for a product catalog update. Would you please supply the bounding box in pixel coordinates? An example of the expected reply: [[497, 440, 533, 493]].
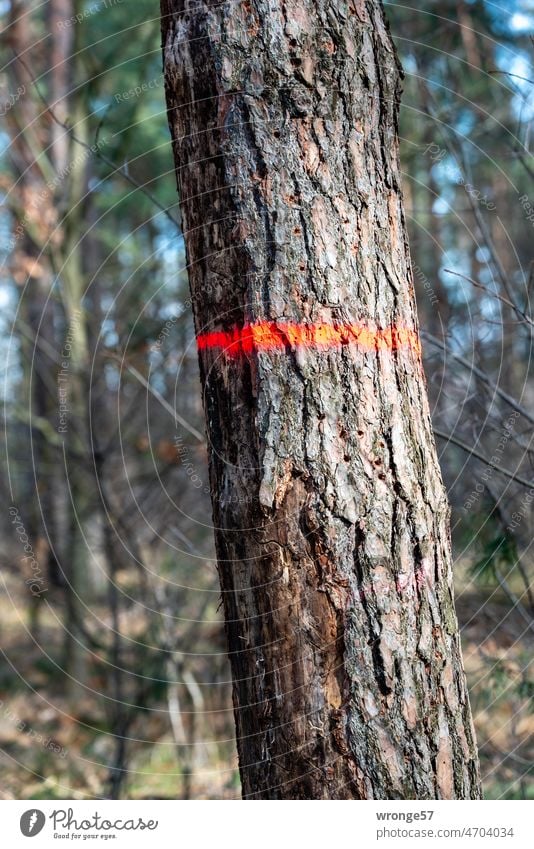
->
[[161, 0, 481, 799]]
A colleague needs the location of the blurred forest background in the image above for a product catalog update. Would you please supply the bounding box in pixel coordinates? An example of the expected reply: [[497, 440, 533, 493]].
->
[[0, 0, 533, 800]]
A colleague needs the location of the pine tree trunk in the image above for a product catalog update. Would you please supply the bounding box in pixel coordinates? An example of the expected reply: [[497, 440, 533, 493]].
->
[[161, 0, 481, 799]]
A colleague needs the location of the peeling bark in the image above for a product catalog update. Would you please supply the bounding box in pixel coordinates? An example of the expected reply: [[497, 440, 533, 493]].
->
[[161, 0, 481, 799]]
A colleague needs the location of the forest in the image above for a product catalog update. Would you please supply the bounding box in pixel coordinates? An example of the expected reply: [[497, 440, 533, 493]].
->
[[0, 0, 533, 801]]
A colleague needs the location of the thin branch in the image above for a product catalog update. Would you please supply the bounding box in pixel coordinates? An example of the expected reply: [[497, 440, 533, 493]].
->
[[488, 70, 534, 85], [14, 53, 181, 231], [434, 428, 534, 490], [494, 566, 534, 635], [421, 331, 534, 427], [444, 269, 534, 329], [111, 356, 205, 443]]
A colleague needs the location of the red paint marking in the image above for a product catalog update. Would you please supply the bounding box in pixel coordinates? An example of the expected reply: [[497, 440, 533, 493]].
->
[[197, 322, 421, 357]]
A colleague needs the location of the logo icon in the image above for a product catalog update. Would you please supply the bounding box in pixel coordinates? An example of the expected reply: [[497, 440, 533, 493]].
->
[[20, 810, 46, 837]]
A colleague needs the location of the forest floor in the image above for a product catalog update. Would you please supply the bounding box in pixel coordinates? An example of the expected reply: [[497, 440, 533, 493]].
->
[[0, 562, 532, 800], [0, 566, 239, 800]]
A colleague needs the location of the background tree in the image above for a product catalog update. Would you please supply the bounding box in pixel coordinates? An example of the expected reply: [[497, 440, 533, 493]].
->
[[1, 0, 233, 800]]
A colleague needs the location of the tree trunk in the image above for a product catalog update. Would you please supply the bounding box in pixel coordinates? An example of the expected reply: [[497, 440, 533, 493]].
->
[[7, 0, 57, 625], [161, 0, 481, 799]]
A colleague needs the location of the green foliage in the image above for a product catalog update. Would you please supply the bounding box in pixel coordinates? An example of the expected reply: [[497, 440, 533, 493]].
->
[[470, 533, 519, 585]]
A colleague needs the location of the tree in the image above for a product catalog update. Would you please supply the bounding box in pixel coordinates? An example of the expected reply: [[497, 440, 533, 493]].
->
[[161, 0, 481, 800], [3, 0, 223, 799]]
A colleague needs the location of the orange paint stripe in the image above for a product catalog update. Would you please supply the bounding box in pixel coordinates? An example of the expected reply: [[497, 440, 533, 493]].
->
[[197, 322, 421, 356]]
